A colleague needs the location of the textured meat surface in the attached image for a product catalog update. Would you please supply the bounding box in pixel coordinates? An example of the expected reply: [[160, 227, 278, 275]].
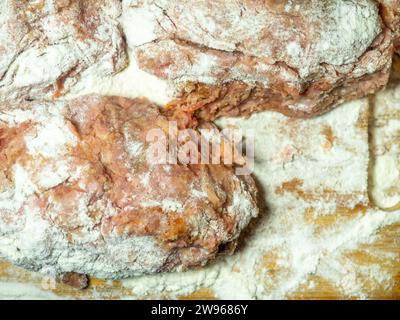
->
[[0, 0, 128, 102], [378, 0, 400, 53], [0, 96, 258, 279], [125, 0, 393, 122]]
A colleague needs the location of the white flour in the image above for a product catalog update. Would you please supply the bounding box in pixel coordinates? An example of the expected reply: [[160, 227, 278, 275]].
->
[[0, 96, 259, 287], [1, 72, 399, 301], [0, 102, 76, 212], [0, 0, 399, 300], [0, 282, 62, 300]]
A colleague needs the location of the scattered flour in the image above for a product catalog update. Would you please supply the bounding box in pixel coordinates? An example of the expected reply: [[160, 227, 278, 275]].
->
[[0, 0, 127, 102], [65, 51, 172, 106], [123, 0, 382, 85], [161, 199, 184, 213]]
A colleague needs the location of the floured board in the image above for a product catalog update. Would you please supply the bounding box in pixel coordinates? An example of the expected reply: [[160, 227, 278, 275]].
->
[[0, 96, 399, 299]]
